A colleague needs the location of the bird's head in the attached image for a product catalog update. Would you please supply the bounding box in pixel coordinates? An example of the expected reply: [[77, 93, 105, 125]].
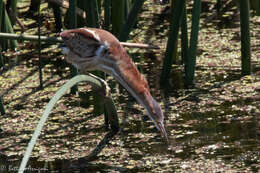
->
[[143, 92, 168, 142]]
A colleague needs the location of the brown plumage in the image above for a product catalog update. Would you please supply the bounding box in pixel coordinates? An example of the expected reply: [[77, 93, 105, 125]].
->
[[60, 28, 168, 142]]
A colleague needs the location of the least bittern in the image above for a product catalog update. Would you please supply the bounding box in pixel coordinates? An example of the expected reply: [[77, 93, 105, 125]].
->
[[60, 28, 168, 142]]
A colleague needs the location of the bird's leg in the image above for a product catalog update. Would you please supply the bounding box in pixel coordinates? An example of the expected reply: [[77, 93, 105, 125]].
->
[[85, 72, 111, 98], [83, 72, 120, 131], [86, 72, 109, 128]]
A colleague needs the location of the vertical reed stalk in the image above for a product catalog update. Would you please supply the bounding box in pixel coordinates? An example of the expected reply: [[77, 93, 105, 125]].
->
[[0, 0, 4, 67], [29, 0, 40, 14], [49, 1, 62, 32], [112, 0, 125, 37], [0, 96, 5, 116], [181, 2, 188, 66], [0, 47, 4, 67], [83, 0, 100, 27], [1, 1, 7, 51], [69, 0, 78, 94], [160, 0, 185, 87], [97, 0, 102, 16], [119, 0, 145, 42], [0, 0, 2, 31], [185, 0, 201, 87], [240, 0, 251, 75], [4, 9, 17, 50], [104, 0, 111, 30], [7, 0, 17, 25]]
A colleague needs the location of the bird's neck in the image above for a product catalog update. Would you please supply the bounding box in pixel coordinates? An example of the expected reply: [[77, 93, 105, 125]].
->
[[99, 46, 152, 111]]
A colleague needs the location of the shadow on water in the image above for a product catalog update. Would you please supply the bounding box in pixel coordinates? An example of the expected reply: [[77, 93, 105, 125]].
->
[[0, 155, 129, 172], [0, 130, 123, 172]]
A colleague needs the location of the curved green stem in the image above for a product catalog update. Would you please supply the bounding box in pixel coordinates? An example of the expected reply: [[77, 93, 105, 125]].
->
[[18, 74, 118, 173]]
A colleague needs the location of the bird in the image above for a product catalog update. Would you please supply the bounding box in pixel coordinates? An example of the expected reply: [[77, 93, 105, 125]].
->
[[60, 28, 168, 142]]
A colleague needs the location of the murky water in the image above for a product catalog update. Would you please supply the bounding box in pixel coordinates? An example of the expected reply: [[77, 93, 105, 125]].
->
[[1, 109, 258, 172], [1, 0, 260, 171], [1, 57, 259, 172]]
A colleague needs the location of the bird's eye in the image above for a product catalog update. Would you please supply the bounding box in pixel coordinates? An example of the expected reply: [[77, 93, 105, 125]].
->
[[103, 47, 109, 54]]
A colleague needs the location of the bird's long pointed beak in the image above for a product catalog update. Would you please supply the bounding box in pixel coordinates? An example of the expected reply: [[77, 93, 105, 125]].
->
[[156, 121, 169, 143]]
